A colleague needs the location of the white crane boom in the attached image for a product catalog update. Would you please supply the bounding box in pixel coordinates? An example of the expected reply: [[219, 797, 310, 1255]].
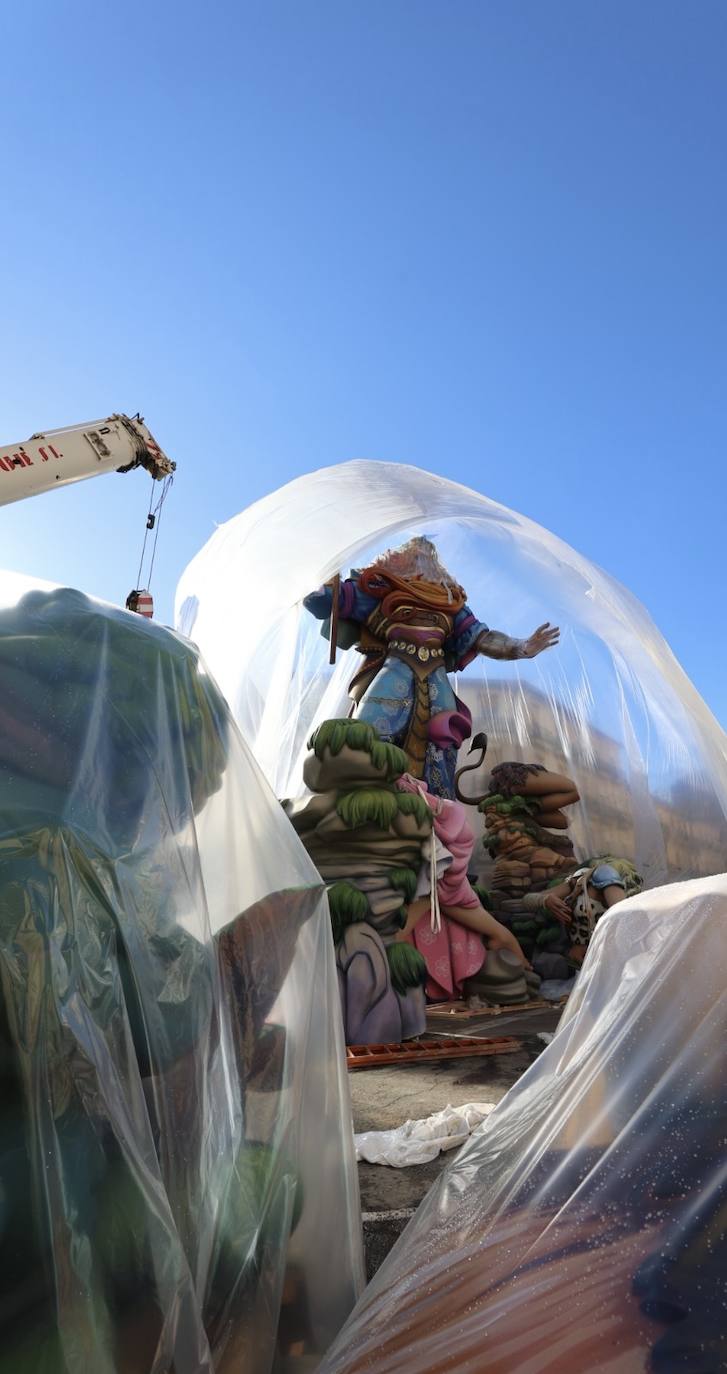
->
[[0, 414, 175, 508]]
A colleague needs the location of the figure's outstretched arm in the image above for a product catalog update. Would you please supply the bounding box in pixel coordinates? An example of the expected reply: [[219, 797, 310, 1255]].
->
[[477, 622, 560, 661]]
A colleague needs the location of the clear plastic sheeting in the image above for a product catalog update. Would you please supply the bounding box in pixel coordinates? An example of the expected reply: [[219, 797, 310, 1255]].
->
[[320, 874, 727, 1374], [0, 573, 363, 1374], [176, 462, 727, 888]]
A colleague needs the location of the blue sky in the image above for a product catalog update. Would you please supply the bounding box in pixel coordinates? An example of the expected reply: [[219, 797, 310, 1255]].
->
[[2, 1, 726, 724]]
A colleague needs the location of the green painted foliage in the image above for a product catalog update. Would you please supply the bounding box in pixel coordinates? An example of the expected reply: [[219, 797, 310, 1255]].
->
[[478, 792, 538, 818], [386, 942, 427, 996], [484, 821, 539, 856], [395, 791, 433, 828], [327, 881, 370, 944], [336, 787, 432, 831], [308, 719, 408, 780], [389, 867, 419, 903], [337, 788, 399, 830]]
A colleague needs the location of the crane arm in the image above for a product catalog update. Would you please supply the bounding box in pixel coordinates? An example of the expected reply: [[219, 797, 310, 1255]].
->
[[0, 414, 175, 508]]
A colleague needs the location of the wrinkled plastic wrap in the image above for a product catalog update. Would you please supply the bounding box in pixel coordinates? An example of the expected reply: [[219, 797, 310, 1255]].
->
[[0, 572, 363, 1374], [320, 873, 727, 1373], [176, 462, 727, 887]]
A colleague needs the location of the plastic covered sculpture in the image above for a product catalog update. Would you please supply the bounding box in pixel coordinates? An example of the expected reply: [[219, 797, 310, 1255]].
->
[[175, 461, 727, 888], [303, 536, 558, 799], [0, 573, 363, 1374], [299, 538, 555, 1014], [319, 873, 727, 1373], [177, 460, 727, 1038]]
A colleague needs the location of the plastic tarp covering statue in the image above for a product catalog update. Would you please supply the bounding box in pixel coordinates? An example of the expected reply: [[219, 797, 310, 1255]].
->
[[175, 461, 727, 888], [0, 572, 363, 1374], [319, 873, 727, 1374]]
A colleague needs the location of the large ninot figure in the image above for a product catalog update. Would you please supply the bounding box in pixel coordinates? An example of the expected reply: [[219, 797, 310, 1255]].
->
[[176, 461, 727, 1039], [305, 536, 559, 801]]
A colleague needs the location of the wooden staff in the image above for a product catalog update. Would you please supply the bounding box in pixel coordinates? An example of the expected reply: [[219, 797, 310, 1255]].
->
[[328, 573, 341, 665]]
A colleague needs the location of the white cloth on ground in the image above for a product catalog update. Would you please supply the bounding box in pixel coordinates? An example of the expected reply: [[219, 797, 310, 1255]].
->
[[354, 1102, 495, 1167]]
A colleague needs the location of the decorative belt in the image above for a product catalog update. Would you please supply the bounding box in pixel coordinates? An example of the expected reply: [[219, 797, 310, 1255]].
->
[[391, 639, 444, 662], [388, 640, 446, 675]]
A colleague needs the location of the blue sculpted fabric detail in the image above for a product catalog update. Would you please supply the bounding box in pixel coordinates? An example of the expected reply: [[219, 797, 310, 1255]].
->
[[356, 658, 416, 739], [447, 604, 488, 670], [303, 578, 379, 625], [590, 864, 626, 891], [356, 661, 461, 797], [423, 743, 455, 800]]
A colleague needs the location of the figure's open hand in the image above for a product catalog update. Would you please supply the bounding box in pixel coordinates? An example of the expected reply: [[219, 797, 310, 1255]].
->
[[523, 622, 560, 657], [542, 891, 572, 925]]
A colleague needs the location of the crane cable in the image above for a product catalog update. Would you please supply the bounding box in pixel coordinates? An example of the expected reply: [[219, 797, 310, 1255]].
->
[[134, 472, 174, 592], [127, 473, 174, 617]]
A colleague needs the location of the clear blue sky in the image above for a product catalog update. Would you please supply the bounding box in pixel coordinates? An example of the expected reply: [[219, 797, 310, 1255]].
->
[[3, 1, 726, 723]]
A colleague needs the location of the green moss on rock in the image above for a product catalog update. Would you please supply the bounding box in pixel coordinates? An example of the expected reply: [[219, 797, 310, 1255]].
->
[[396, 791, 433, 829], [308, 719, 408, 780], [386, 942, 427, 996], [478, 792, 538, 818], [336, 788, 400, 831], [389, 867, 419, 904], [335, 787, 432, 832], [327, 881, 370, 944]]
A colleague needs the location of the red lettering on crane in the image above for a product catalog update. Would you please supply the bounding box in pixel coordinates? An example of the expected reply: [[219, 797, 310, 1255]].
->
[[0, 452, 33, 472]]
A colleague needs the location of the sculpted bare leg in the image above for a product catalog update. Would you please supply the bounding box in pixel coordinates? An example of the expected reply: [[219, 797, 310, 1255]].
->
[[397, 895, 531, 968]]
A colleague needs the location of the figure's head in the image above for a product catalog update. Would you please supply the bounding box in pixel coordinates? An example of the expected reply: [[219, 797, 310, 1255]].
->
[[585, 856, 644, 894], [372, 536, 461, 594]]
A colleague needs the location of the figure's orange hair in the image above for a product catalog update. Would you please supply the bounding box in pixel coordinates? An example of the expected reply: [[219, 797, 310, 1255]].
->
[[358, 566, 467, 616]]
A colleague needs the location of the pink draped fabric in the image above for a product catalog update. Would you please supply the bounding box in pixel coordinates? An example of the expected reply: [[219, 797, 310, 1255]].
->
[[412, 915, 486, 1001], [396, 775, 486, 1000]]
